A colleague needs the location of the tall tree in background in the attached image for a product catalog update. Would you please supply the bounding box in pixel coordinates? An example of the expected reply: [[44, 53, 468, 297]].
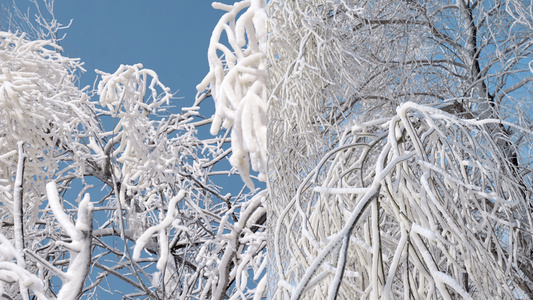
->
[[268, 0, 533, 298]]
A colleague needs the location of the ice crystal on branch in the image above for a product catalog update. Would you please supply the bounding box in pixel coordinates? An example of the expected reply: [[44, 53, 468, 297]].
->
[[0, 24, 267, 298]]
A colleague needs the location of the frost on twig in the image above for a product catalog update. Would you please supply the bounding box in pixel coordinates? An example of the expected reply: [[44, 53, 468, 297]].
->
[[0, 31, 94, 299], [197, 0, 267, 189], [13, 142, 26, 260], [268, 0, 533, 298], [133, 190, 186, 268], [86, 56, 267, 298], [94, 63, 179, 205], [0, 214, 48, 300], [0, 0, 70, 43], [13, 142, 28, 300], [132, 189, 268, 300]]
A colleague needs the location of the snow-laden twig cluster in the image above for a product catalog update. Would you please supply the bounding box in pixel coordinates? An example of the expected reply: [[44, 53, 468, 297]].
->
[[92, 64, 179, 204], [0, 180, 93, 300], [88, 63, 267, 298], [197, 0, 267, 189], [0, 0, 70, 43]]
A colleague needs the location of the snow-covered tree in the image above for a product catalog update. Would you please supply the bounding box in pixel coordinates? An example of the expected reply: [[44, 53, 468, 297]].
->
[[0, 1, 267, 299], [2, 0, 533, 299], [268, 0, 533, 298]]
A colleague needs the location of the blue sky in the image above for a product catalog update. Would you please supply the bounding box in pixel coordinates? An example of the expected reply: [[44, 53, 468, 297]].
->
[[52, 0, 234, 105]]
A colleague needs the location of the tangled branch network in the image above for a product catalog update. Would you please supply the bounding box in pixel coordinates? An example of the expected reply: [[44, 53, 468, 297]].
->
[[272, 102, 532, 299]]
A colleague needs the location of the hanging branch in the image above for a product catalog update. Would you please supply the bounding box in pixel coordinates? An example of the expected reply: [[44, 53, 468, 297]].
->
[[13, 141, 26, 257]]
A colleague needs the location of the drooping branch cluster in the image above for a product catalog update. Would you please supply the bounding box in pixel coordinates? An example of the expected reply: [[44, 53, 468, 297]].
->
[[273, 102, 533, 299], [0, 12, 267, 297]]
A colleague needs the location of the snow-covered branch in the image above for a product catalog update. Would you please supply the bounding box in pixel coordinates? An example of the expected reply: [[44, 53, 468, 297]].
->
[[46, 182, 93, 300], [0, 0, 278, 298]]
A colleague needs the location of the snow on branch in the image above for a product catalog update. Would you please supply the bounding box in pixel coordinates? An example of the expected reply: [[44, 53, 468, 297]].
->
[[0, 31, 92, 226], [0, 182, 93, 300], [0, 234, 48, 299], [97, 63, 171, 115], [46, 182, 93, 300], [197, 0, 267, 189], [94, 63, 186, 206], [133, 190, 186, 268], [0, 4, 269, 298]]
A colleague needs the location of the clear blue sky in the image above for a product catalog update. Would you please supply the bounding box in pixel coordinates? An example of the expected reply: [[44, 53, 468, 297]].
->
[[52, 0, 234, 105]]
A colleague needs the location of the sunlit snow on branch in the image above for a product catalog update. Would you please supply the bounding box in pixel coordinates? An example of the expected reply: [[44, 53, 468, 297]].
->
[[197, 0, 267, 189], [0, 0, 272, 297]]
